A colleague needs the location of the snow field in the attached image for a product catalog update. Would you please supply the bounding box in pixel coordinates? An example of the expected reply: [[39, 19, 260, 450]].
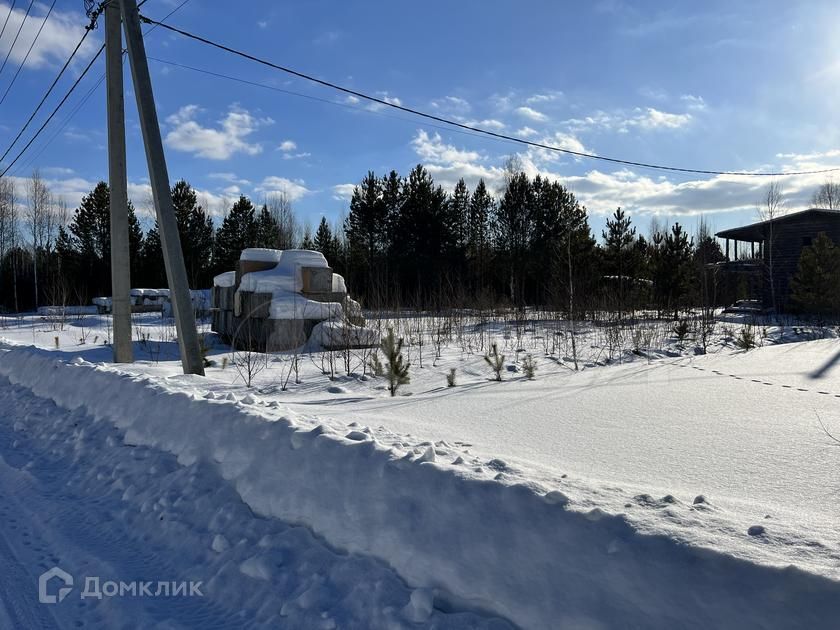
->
[[2, 343, 840, 629]]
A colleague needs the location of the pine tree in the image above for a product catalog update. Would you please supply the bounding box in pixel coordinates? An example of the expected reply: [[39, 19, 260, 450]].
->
[[467, 179, 493, 291], [790, 232, 840, 315], [493, 171, 534, 304], [61, 182, 143, 298], [345, 172, 387, 295], [653, 223, 694, 318], [484, 342, 505, 381], [255, 204, 282, 248], [313, 217, 335, 261], [380, 327, 410, 396], [451, 178, 470, 251], [601, 207, 639, 309], [214, 196, 257, 272], [171, 180, 214, 287]]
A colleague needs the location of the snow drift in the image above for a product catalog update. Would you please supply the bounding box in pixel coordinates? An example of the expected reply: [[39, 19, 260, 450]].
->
[[2, 344, 839, 629]]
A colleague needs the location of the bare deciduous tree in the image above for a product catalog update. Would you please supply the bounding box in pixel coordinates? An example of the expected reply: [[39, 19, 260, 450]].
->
[[812, 179, 840, 210], [266, 190, 300, 249], [758, 180, 785, 312], [25, 170, 60, 309]]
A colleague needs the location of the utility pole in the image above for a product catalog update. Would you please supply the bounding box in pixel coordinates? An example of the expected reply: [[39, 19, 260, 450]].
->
[[119, 0, 204, 375], [105, 0, 133, 363]]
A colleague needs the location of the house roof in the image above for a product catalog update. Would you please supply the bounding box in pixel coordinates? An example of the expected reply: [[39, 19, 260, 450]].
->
[[715, 208, 840, 242]]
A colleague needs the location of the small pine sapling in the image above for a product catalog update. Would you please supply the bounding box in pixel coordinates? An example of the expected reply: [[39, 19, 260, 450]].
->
[[446, 368, 456, 387], [522, 354, 537, 380], [484, 342, 505, 381], [734, 325, 756, 351], [381, 328, 410, 396]]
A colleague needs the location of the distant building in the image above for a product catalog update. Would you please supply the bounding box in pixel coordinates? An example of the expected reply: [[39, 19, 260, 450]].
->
[[714, 208, 840, 312]]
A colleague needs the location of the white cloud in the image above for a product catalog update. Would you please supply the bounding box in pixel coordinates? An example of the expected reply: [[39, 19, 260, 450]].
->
[[412, 130, 483, 165], [257, 20, 268, 29], [462, 118, 506, 131], [0, 3, 99, 70], [282, 152, 311, 161], [680, 94, 707, 111], [636, 107, 692, 130], [345, 95, 360, 105], [208, 172, 251, 185], [525, 91, 562, 104], [278, 140, 297, 152], [515, 106, 549, 122], [331, 183, 356, 201], [165, 105, 271, 160], [406, 128, 839, 218], [431, 96, 471, 113], [367, 92, 402, 112], [515, 126, 538, 138], [563, 107, 693, 133], [255, 176, 311, 201]]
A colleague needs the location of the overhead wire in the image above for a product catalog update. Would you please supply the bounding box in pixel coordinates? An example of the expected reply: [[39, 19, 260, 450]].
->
[[138, 14, 840, 178], [0, 0, 17, 44], [0, 0, 34, 77], [2, 0, 191, 177], [0, 0, 57, 105], [0, 2, 103, 168]]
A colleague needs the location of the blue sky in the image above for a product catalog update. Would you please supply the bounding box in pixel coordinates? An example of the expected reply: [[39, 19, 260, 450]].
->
[[2, 0, 840, 239]]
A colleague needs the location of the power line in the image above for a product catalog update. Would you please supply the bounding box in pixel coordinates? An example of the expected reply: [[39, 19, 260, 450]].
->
[[0, 0, 56, 105], [0, 0, 34, 78], [5, 0, 192, 177], [145, 55, 506, 146], [139, 14, 840, 179], [0, 1, 17, 44], [0, 2, 103, 167], [0, 41, 103, 178]]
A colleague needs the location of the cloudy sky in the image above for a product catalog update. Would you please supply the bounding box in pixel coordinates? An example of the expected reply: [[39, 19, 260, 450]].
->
[[1, 0, 840, 237]]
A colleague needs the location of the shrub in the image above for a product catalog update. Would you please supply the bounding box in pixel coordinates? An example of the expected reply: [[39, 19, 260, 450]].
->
[[734, 325, 756, 351], [446, 368, 456, 387], [484, 342, 505, 381], [381, 328, 410, 396], [522, 354, 537, 380]]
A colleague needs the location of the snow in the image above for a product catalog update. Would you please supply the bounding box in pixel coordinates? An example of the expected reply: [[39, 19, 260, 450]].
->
[[2, 325, 840, 628], [240, 247, 284, 263], [238, 249, 329, 294], [267, 294, 342, 321], [0, 365, 507, 628], [331, 273, 346, 294], [36, 305, 99, 316], [3, 313, 840, 627], [213, 271, 236, 288], [309, 320, 380, 348]]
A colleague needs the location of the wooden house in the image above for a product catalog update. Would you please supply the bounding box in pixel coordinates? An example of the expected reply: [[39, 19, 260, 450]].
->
[[714, 208, 840, 311]]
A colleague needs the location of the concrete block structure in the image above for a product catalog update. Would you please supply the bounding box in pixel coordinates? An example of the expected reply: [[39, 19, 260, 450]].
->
[[211, 249, 377, 352]]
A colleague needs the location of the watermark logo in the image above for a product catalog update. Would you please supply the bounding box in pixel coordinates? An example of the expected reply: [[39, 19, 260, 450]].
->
[[39, 567, 73, 604], [37, 567, 203, 604]]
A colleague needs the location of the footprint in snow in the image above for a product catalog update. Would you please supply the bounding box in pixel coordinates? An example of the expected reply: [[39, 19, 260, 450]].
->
[[747, 525, 766, 537]]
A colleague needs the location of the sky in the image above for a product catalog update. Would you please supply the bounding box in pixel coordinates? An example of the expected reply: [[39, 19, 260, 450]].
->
[[1, 0, 840, 240]]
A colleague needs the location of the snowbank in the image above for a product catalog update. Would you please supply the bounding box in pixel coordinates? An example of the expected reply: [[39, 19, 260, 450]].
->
[[2, 344, 839, 629]]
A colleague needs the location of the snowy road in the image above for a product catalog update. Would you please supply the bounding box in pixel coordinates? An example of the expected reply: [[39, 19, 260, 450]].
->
[[295, 340, 840, 578], [0, 375, 512, 629]]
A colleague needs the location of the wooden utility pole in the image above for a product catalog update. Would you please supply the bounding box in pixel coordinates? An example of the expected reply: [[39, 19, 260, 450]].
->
[[119, 0, 204, 375], [105, 0, 133, 363]]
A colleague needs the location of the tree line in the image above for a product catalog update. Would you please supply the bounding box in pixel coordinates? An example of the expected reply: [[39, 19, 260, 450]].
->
[[7, 166, 839, 316]]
